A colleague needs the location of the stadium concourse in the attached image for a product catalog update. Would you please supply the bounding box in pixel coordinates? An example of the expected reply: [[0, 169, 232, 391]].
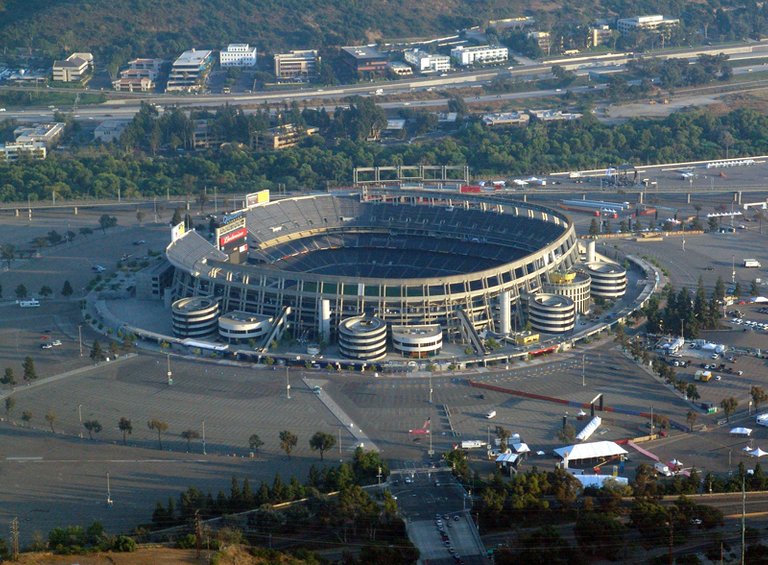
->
[[166, 190, 580, 359]]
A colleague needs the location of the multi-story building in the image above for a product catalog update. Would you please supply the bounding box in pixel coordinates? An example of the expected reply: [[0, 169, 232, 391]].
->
[[527, 31, 552, 55], [192, 120, 225, 150], [166, 49, 214, 92], [52, 52, 93, 83], [341, 45, 389, 75], [450, 45, 508, 66], [0, 141, 47, 162], [528, 109, 583, 122], [113, 58, 163, 92], [254, 124, 319, 151], [273, 50, 320, 80], [219, 43, 258, 67], [617, 15, 679, 35], [13, 123, 65, 146], [403, 49, 451, 73], [588, 25, 615, 48]]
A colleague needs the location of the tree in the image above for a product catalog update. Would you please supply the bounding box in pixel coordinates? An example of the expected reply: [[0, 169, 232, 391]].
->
[[751, 386, 768, 412], [495, 425, 512, 448], [686, 383, 700, 402], [22, 356, 37, 383], [171, 208, 183, 226], [21, 410, 32, 427], [118, 417, 133, 444], [39, 285, 52, 298], [83, 419, 102, 439], [136, 210, 145, 224], [279, 430, 298, 458], [309, 431, 336, 461], [181, 429, 200, 451], [575, 512, 626, 559], [148, 419, 169, 449], [98, 214, 117, 233], [1, 367, 16, 387], [708, 216, 719, 231], [90, 339, 105, 363], [14, 284, 27, 299], [1, 243, 15, 268], [45, 410, 56, 433], [686, 409, 698, 432], [589, 218, 599, 236], [61, 280, 73, 297], [248, 433, 264, 452], [751, 279, 760, 296], [4, 396, 15, 418], [720, 397, 738, 421]]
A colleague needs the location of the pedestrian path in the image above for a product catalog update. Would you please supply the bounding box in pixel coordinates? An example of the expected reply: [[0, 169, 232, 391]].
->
[[303, 377, 379, 452]]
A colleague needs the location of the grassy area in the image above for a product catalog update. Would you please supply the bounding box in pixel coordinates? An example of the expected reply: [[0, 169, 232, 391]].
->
[[0, 89, 106, 108]]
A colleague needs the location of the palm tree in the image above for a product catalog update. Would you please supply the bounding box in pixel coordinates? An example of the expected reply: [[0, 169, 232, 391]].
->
[[148, 419, 169, 449], [181, 429, 200, 452], [118, 417, 133, 445]]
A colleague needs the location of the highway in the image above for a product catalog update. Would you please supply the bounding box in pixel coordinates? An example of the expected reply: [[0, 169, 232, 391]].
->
[[5, 39, 768, 124]]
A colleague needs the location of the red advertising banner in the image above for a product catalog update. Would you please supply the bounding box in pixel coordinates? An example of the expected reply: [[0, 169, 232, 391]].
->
[[219, 227, 247, 247]]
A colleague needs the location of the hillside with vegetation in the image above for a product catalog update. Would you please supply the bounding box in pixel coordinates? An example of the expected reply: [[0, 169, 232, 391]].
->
[[0, 0, 532, 61]]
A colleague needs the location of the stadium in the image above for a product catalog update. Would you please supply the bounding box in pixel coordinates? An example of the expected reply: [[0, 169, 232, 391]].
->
[[166, 190, 580, 357]]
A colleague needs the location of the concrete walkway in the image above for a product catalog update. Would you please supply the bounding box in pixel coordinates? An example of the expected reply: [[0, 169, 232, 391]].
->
[[0, 353, 137, 401], [303, 377, 379, 452]]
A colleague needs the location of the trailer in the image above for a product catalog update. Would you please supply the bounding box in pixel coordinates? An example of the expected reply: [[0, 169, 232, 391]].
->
[[744, 259, 762, 268], [460, 440, 487, 449]]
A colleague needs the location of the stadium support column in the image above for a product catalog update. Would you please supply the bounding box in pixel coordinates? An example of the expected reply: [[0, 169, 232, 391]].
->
[[318, 299, 331, 343], [586, 240, 596, 264], [499, 291, 512, 336]]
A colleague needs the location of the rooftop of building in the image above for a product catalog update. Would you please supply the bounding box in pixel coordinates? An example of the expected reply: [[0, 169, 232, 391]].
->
[[452, 44, 507, 52], [173, 49, 213, 66], [391, 324, 442, 338], [339, 315, 387, 333], [219, 310, 272, 323], [224, 43, 253, 50], [341, 45, 386, 59], [172, 296, 218, 312], [586, 261, 626, 274], [532, 293, 574, 307]]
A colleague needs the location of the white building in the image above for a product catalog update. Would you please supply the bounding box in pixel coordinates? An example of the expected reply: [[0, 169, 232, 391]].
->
[[450, 45, 508, 66], [274, 50, 320, 79], [403, 49, 451, 73], [13, 122, 65, 145], [0, 141, 46, 162], [482, 112, 530, 127], [94, 119, 130, 143], [219, 43, 258, 67], [617, 15, 680, 34], [167, 49, 214, 92]]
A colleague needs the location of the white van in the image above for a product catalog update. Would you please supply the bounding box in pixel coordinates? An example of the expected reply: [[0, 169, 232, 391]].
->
[[485, 410, 497, 419], [654, 462, 673, 476]]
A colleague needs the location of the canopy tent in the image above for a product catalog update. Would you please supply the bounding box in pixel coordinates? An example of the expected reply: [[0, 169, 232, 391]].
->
[[495, 452, 520, 464], [511, 442, 530, 454], [749, 447, 768, 458], [730, 427, 753, 436], [744, 446, 754, 452], [554, 441, 628, 463], [576, 416, 602, 442]]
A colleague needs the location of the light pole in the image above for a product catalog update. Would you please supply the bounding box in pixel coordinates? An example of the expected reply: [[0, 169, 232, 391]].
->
[[582, 353, 586, 387], [285, 367, 291, 399], [202, 420, 206, 455], [78, 325, 83, 357], [429, 373, 433, 404], [166, 355, 173, 386], [78, 404, 83, 439]]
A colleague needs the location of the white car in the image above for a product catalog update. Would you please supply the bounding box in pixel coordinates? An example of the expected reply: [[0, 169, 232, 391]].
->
[[715, 375, 722, 381], [51, 339, 62, 347], [0, 108, 6, 112]]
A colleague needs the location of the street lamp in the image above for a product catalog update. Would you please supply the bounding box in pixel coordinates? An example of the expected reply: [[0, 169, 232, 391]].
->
[[285, 366, 291, 399], [582, 353, 586, 387], [78, 404, 83, 439], [202, 420, 206, 455], [78, 325, 83, 357]]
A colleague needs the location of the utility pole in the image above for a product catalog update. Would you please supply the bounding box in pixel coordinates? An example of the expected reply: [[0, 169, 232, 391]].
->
[[338, 428, 342, 462], [78, 404, 83, 439], [202, 420, 206, 455], [650, 406, 654, 435], [78, 324, 83, 356], [741, 475, 746, 565], [429, 373, 433, 404], [582, 353, 586, 387]]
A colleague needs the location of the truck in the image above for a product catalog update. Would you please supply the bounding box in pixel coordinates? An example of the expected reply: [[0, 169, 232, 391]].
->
[[744, 259, 762, 268], [460, 440, 487, 449], [18, 299, 40, 308], [654, 462, 673, 476], [695, 370, 713, 382]]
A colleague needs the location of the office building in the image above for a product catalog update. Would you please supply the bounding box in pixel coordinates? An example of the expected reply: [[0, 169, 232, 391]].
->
[[403, 49, 451, 73], [254, 124, 318, 151], [219, 43, 258, 67], [52, 52, 93, 83], [94, 119, 131, 143], [341, 45, 389, 75], [527, 31, 552, 54], [450, 45, 508, 66], [113, 58, 164, 92], [0, 141, 46, 162], [14, 122, 65, 146], [588, 25, 614, 48], [273, 50, 320, 79], [166, 49, 214, 92], [389, 62, 413, 76], [617, 15, 679, 34], [482, 112, 530, 127]]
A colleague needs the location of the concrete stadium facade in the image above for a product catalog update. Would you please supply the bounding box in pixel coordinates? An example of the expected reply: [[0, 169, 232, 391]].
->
[[166, 191, 579, 344]]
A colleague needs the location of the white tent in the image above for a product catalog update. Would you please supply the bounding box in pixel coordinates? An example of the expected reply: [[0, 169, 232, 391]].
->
[[749, 447, 768, 458], [554, 441, 628, 463], [730, 427, 753, 436], [757, 413, 768, 427], [576, 416, 602, 442], [511, 442, 530, 454], [573, 475, 630, 488]]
